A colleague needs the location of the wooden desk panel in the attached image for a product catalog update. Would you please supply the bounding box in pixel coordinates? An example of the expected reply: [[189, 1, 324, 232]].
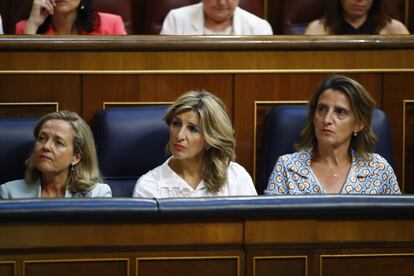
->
[[1, 218, 414, 276], [0, 36, 413, 192]]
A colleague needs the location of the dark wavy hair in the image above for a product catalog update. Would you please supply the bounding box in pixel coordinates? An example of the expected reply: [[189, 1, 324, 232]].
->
[[323, 0, 391, 34], [297, 75, 377, 160], [38, 0, 99, 34]]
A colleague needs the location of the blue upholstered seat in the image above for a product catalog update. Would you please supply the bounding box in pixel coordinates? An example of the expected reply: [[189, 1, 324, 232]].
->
[[0, 117, 38, 184], [93, 106, 170, 197], [259, 105, 394, 194]]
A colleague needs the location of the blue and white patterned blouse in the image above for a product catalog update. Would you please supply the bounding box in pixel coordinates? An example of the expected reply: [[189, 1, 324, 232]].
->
[[265, 147, 401, 195]]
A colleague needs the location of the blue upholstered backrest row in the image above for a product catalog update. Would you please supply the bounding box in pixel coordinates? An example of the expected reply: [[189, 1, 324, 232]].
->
[[0, 117, 38, 185], [0, 106, 394, 196], [259, 106, 394, 194], [2, 195, 414, 221], [0, 106, 170, 197], [92, 106, 170, 197]]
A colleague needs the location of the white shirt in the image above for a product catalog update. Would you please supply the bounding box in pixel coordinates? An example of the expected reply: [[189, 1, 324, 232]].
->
[[0, 15, 3, 34], [133, 157, 257, 198], [161, 3, 273, 35]]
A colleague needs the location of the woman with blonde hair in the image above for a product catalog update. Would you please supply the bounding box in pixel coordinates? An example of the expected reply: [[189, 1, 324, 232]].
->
[[133, 90, 257, 198], [1, 111, 111, 198]]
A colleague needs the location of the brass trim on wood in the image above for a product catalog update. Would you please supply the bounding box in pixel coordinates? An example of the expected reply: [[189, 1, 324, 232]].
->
[[0, 102, 59, 112], [0, 261, 16, 276], [402, 100, 414, 193], [252, 255, 308, 276], [23, 258, 130, 276], [103, 102, 172, 109], [136, 256, 240, 276], [320, 253, 414, 276], [1, 69, 414, 75], [1, 36, 414, 51]]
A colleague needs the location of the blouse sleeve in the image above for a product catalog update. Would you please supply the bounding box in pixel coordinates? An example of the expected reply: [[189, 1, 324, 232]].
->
[[374, 154, 401, 194], [160, 11, 176, 35], [264, 155, 289, 195], [92, 183, 112, 197], [133, 173, 159, 198], [112, 15, 127, 35], [228, 163, 257, 196], [15, 20, 26, 34]]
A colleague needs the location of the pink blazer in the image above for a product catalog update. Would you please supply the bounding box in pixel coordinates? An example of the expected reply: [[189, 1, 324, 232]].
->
[[16, 12, 127, 35]]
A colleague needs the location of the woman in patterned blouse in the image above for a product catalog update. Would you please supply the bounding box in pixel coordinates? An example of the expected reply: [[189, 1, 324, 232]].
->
[[265, 75, 400, 195]]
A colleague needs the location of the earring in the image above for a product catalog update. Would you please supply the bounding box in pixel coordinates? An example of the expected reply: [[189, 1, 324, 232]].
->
[[71, 165, 75, 172], [80, 5, 85, 10], [353, 132, 357, 137]]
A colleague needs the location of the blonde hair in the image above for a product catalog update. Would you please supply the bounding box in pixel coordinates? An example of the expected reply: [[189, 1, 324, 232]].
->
[[297, 75, 377, 160], [164, 91, 236, 192], [25, 110, 102, 194]]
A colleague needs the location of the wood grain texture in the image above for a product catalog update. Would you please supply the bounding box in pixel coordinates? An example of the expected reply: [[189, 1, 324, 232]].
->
[[0, 37, 413, 192]]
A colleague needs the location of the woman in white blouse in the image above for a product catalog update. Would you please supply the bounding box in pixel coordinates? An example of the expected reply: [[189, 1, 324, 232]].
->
[[133, 90, 257, 198], [0, 14, 3, 34], [160, 0, 273, 35]]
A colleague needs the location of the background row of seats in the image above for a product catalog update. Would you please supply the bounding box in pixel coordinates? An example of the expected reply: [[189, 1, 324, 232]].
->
[[0, 0, 411, 35], [0, 106, 393, 197]]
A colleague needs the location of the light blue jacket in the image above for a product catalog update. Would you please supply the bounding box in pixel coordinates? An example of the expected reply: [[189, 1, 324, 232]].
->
[[0, 179, 112, 199]]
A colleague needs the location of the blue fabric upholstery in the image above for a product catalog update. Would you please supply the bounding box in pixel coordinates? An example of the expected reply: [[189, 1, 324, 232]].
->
[[0, 198, 159, 221], [259, 105, 394, 194], [0, 117, 38, 184], [158, 195, 414, 219], [2, 195, 414, 221], [93, 106, 170, 197]]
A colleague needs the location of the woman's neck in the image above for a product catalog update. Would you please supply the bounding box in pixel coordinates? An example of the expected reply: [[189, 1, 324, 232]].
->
[[52, 11, 78, 34], [204, 15, 232, 32], [343, 13, 368, 29], [41, 172, 68, 198], [169, 157, 204, 190], [313, 144, 351, 167]]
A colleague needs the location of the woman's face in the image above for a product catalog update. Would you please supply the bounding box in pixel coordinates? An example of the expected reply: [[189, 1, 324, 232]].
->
[[34, 119, 81, 177], [169, 110, 209, 162], [341, 0, 374, 18], [202, 0, 240, 24], [313, 89, 364, 150], [54, 0, 81, 14]]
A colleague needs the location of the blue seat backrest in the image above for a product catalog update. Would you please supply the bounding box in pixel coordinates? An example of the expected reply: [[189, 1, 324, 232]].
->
[[259, 105, 394, 194], [93, 106, 170, 197], [0, 117, 38, 184]]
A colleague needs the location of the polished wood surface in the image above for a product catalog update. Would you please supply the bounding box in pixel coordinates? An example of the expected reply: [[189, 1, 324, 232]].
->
[[1, 216, 414, 276], [0, 36, 413, 193]]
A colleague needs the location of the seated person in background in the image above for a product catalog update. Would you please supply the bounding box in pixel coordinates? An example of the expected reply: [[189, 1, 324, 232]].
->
[[16, 0, 126, 35], [265, 75, 400, 195], [133, 91, 257, 198], [0, 14, 3, 34], [161, 0, 273, 35], [305, 0, 409, 35], [0, 111, 111, 198]]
